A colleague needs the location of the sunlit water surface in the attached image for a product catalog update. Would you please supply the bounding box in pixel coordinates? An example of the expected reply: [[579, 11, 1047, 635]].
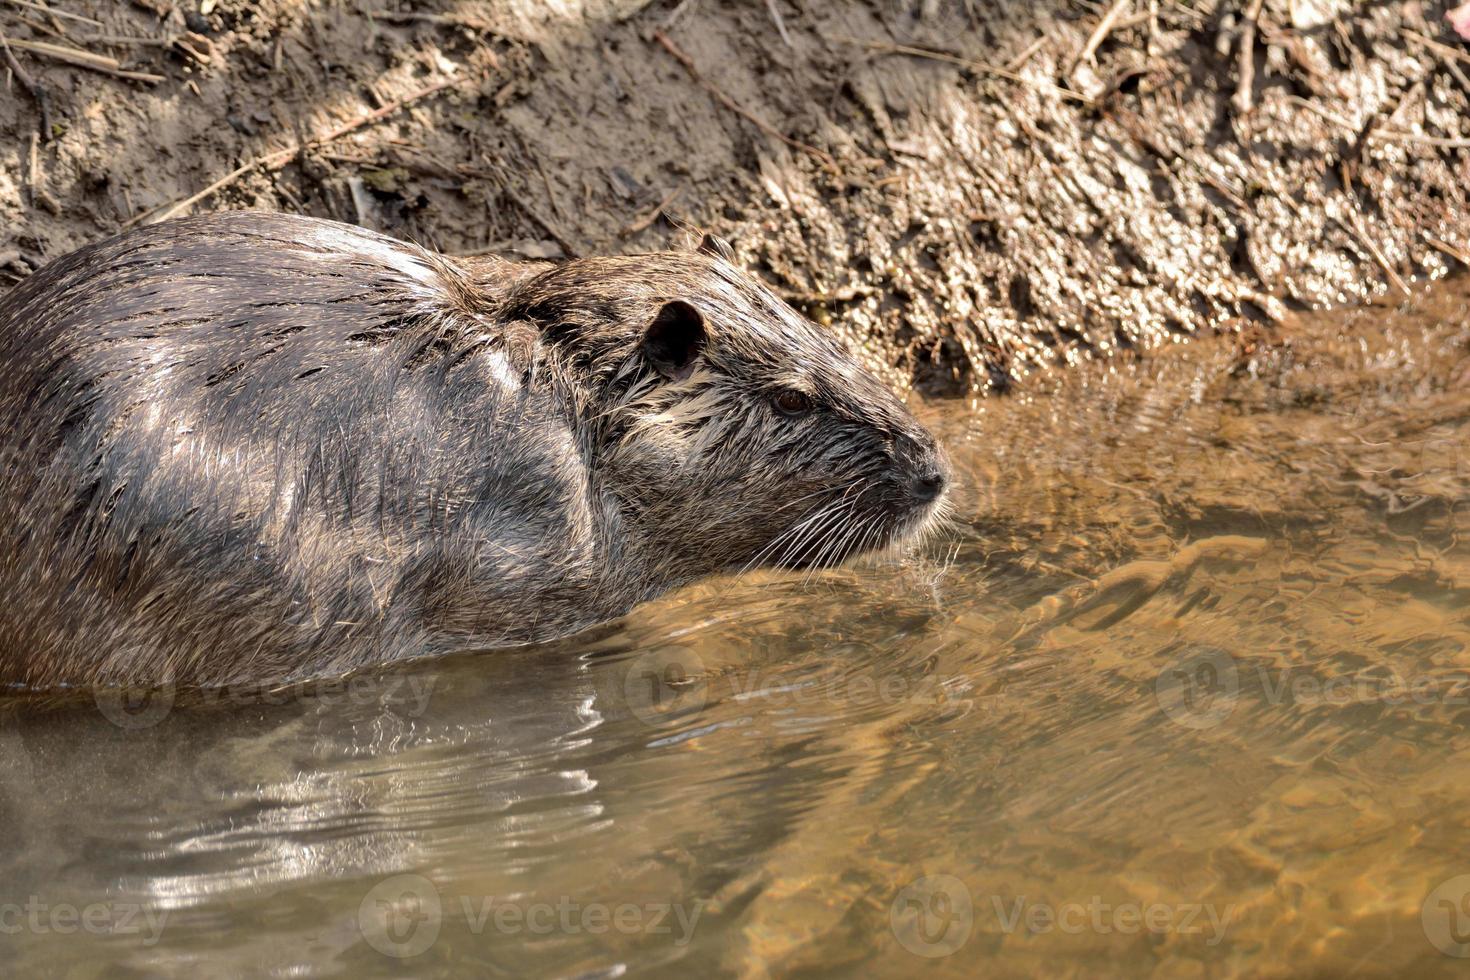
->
[[3, 281, 1470, 978]]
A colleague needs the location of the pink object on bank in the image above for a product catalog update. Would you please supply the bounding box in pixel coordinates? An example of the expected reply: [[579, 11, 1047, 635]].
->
[[1449, 2, 1470, 41]]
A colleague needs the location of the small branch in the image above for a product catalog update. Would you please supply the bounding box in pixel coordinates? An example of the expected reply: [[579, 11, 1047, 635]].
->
[[652, 30, 840, 174], [1403, 29, 1470, 100], [1423, 232, 1470, 266], [1004, 36, 1046, 73], [10, 37, 117, 70], [1112, 104, 1247, 208], [25, 128, 60, 213], [835, 35, 1095, 106], [1067, 0, 1131, 75], [773, 283, 874, 305], [2, 0, 102, 26], [1403, 29, 1470, 67], [127, 76, 463, 227], [458, 162, 580, 258], [274, 80, 461, 165], [1284, 95, 1470, 148], [618, 184, 684, 238], [4, 37, 165, 82], [1331, 211, 1410, 296], [658, 0, 697, 31], [501, 184, 578, 257], [1232, 0, 1266, 115], [75, 33, 172, 47], [0, 29, 52, 136], [531, 153, 563, 221], [765, 0, 792, 47], [1372, 131, 1470, 148]]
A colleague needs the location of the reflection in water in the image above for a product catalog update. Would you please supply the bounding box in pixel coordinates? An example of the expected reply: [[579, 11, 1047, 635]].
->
[[2, 280, 1469, 977]]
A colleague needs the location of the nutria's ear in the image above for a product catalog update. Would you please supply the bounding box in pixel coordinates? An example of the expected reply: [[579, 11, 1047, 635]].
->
[[696, 234, 735, 262], [643, 300, 706, 382]]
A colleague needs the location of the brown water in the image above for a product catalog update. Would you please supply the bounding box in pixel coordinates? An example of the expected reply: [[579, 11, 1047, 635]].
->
[[2, 280, 1469, 979]]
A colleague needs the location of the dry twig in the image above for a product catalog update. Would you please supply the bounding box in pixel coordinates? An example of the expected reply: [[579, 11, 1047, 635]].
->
[[0, 28, 52, 136], [127, 77, 462, 227], [1068, 0, 1131, 75], [1232, 0, 1266, 115], [618, 185, 683, 238], [652, 30, 840, 174], [835, 35, 1095, 106], [2, 0, 101, 26], [1403, 29, 1470, 67], [471, 169, 578, 257], [765, 0, 792, 47], [4, 36, 164, 82], [1284, 95, 1470, 148], [1423, 232, 1470, 266], [1004, 36, 1046, 73], [25, 128, 59, 213], [1331, 211, 1410, 296]]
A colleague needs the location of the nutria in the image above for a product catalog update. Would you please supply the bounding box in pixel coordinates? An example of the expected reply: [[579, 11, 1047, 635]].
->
[[0, 212, 950, 689]]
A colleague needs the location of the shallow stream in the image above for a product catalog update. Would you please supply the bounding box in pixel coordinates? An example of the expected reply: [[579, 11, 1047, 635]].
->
[[3, 279, 1469, 978]]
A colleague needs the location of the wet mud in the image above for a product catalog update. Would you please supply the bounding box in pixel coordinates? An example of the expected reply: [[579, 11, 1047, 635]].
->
[[1, 0, 1467, 392]]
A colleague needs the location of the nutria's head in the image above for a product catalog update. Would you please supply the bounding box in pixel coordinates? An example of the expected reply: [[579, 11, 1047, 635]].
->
[[499, 235, 951, 581]]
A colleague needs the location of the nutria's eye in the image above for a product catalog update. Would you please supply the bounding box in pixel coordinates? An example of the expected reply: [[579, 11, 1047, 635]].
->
[[771, 389, 813, 417]]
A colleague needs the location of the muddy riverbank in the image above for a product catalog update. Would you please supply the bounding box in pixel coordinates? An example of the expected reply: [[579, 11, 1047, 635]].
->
[[1, 0, 1468, 392]]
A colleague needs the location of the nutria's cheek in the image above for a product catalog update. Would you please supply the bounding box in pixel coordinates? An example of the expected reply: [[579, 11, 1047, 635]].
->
[[746, 476, 910, 571]]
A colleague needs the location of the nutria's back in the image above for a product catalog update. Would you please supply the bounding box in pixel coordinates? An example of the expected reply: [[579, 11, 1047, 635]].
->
[[0, 212, 949, 690]]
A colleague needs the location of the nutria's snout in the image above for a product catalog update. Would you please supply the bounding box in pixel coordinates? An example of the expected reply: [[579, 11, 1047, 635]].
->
[[796, 427, 950, 572], [910, 470, 946, 503], [886, 431, 952, 515], [907, 441, 951, 506]]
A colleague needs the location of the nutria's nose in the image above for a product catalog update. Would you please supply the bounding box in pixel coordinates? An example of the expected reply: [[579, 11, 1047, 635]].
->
[[910, 469, 946, 503]]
